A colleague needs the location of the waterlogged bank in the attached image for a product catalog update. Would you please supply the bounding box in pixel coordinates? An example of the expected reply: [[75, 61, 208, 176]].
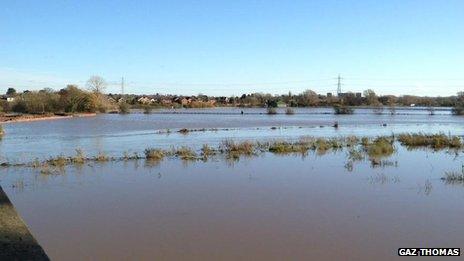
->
[[1, 147, 464, 260], [0, 113, 96, 123], [0, 186, 49, 260]]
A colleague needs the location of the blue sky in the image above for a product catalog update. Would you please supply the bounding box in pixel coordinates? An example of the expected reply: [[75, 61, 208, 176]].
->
[[1, 0, 463, 96]]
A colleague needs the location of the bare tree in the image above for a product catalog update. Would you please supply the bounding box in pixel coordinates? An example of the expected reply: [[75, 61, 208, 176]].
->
[[299, 89, 319, 106], [86, 75, 107, 93], [363, 89, 379, 106]]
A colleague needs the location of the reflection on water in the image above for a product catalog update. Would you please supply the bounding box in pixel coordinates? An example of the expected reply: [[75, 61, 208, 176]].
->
[[1, 147, 464, 260]]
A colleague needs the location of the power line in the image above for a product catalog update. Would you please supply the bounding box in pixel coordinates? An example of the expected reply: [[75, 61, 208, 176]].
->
[[334, 74, 344, 95]]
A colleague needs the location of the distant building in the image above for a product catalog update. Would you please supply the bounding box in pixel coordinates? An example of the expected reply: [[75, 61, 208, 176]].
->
[[327, 92, 333, 97], [0, 95, 15, 102], [137, 97, 151, 104], [355, 92, 362, 98]]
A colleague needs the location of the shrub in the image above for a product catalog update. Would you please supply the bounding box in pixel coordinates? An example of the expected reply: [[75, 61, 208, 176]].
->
[[267, 107, 277, 115], [333, 105, 354, 114], [285, 108, 295, 115], [118, 102, 130, 114], [142, 104, 152, 114], [452, 105, 464, 115], [12, 100, 27, 113]]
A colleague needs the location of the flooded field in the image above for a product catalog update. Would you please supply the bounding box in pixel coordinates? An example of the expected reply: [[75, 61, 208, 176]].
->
[[1, 107, 463, 162], [1, 107, 464, 260]]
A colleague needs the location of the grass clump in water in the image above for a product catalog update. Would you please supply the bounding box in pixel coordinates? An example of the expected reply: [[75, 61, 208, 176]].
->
[[397, 133, 462, 149], [442, 165, 464, 184], [268, 141, 308, 155], [364, 137, 395, 164], [71, 149, 86, 164], [95, 152, 109, 162], [314, 138, 330, 154], [222, 140, 255, 158], [178, 128, 189, 134], [348, 149, 364, 161], [31, 158, 41, 168], [144, 148, 165, 161], [46, 155, 68, 167], [201, 144, 215, 158], [175, 146, 197, 160]]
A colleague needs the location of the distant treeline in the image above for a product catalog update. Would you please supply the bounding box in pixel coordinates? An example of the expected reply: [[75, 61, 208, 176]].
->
[[1, 76, 464, 115], [0, 76, 115, 114], [110, 89, 462, 108]]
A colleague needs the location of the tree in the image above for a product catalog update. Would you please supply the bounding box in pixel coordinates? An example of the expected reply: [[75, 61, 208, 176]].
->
[[452, 92, 464, 115], [6, 88, 16, 96], [298, 89, 319, 106], [86, 76, 107, 93], [363, 89, 379, 105]]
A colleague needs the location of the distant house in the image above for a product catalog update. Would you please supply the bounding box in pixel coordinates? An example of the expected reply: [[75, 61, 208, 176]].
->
[[161, 99, 172, 105], [0, 95, 15, 102], [138, 97, 151, 104], [180, 98, 192, 106]]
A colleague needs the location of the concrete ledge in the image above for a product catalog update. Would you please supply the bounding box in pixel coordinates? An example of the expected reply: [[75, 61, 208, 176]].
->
[[0, 185, 49, 260]]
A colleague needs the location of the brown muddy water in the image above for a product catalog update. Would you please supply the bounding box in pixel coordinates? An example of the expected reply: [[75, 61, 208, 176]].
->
[[1, 108, 464, 260], [1, 146, 464, 260]]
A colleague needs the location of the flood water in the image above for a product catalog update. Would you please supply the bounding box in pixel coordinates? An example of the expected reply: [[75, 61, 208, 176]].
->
[[1, 107, 464, 260], [1, 107, 463, 163]]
